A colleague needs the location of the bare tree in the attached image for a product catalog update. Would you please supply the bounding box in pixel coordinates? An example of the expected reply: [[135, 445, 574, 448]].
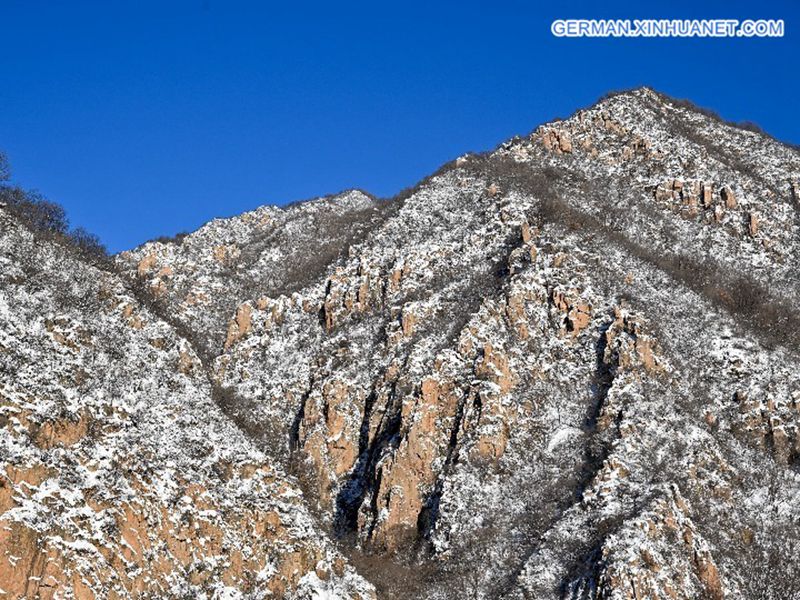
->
[[0, 151, 10, 181], [740, 470, 800, 600]]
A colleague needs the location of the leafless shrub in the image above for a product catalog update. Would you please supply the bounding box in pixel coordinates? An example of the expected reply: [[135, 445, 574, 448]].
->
[[694, 467, 800, 600], [344, 548, 438, 600], [2, 185, 68, 235], [152, 231, 189, 245], [69, 227, 108, 260], [0, 151, 10, 182]]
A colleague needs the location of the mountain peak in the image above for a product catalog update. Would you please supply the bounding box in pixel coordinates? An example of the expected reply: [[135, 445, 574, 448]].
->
[[4, 89, 800, 599]]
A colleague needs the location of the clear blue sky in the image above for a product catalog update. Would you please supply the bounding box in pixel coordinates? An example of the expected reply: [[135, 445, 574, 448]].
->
[[1, 0, 797, 252]]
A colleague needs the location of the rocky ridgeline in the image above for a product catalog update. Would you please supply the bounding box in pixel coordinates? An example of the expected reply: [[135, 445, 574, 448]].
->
[[3, 88, 800, 599], [503, 89, 800, 291], [120, 190, 388, 355]]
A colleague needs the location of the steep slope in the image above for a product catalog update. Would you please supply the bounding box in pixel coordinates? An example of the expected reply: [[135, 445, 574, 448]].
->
[[118, 190, 394, 355], [0, 208, 375, 598], [8, 87, 800, 599], [118, 88, 800, 599]]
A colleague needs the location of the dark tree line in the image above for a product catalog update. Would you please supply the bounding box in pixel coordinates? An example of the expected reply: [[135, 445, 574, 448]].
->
[[0, 151, 107, 261]]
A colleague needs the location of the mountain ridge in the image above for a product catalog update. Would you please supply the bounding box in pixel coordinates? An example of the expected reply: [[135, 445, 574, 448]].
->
[[2, 87, 800, 599], [123, 86, 799, 256]]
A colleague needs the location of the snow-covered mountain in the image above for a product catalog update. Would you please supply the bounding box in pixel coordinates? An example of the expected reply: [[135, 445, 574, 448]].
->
[[4, 87, 800, 599]]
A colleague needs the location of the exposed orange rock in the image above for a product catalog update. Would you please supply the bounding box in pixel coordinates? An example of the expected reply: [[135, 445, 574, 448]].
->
[[567, 301, 592, 335], [297, 379, 362, 503], [521, 220, 532, 243], [137, 253, 157, 276], [322, 381, 359, 477], [0, 522, 43, 599], [606, 307, 664, 374], [0, 457, 360, 599], [224, 303, 253, 349], [469, 387, 513, 463], [551, 288, 593, 335], [213, 244, 227, 263], [748, 213, 759, 237], [357, 278, 370, 311], [541, 128, 573, 154], [33, 411, 90, 449], [734, 390, 800, 465], [595, 111, 627, 136], [400, 307, 416, 337], [369, 376, 459, 551], [474, 343, 515, 394], [701, 182, 714, 207], [150, 279, 168, 297], [322, 272, 348, 332], [473, 432, 507, 461], [721, 186, 737, 209]]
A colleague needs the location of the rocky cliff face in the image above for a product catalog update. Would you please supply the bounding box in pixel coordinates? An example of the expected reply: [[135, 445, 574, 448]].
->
[[3, 87, 800, 599]]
